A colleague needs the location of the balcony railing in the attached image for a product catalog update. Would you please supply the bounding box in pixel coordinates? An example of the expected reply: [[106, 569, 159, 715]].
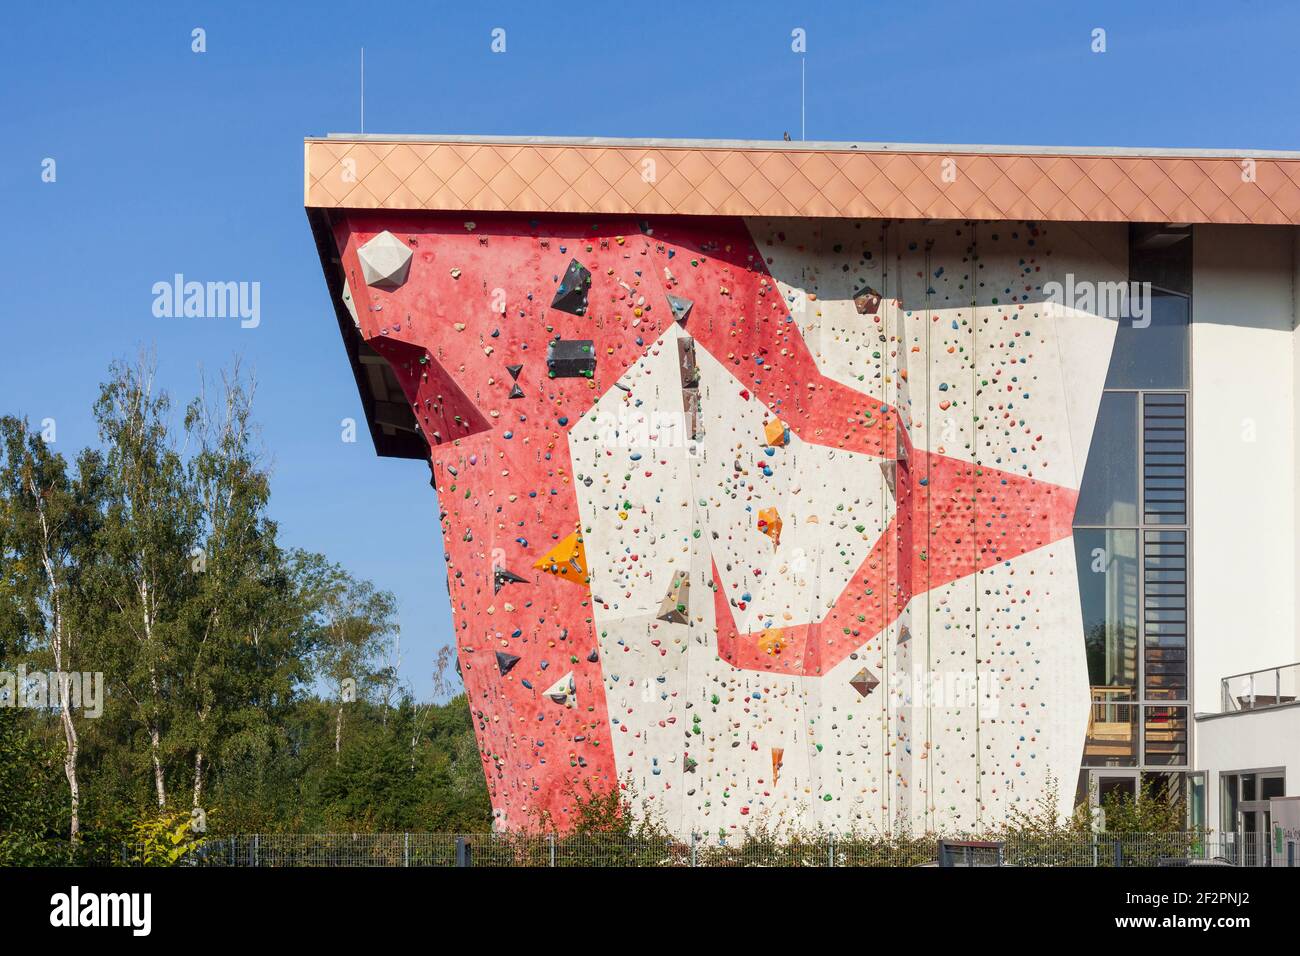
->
[[1086, 686, 1137, 759], [1221, 662, 1300, 713]]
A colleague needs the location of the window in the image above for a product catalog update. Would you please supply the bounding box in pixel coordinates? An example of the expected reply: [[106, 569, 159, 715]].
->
[[1143, 705, 1188, 765], [1188, 772, 1206, 830], [1073, 225, 1192, 791], [1075, 393, 1139, 526], [1222, 774, 1240, 833], [1075, 529, 1139, 766], [1143, 396, 1187, 524], [1103, 292, 1190, 389]]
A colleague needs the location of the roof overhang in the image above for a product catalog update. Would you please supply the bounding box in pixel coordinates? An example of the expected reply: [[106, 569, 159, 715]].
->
[[306, 133, 1300, 225]]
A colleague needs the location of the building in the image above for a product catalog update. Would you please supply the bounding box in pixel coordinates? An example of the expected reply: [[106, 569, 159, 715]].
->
[[305, 135, 1300, 847]]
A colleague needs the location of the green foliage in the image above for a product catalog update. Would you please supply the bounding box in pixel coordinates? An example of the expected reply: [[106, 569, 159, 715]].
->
[[0, 709, 72, 865], [1100, 776, 1188, 833], [1002, 771, 1078, 836], [539, 781, 684, 867], [0, 355, 493, 864], [129, 808, 207, 866]]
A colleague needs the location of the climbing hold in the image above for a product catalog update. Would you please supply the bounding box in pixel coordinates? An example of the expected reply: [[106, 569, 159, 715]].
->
[[547, 339, 596, 378], [852, 284, 881, 315], [534, 531, 589, 584], [357, 230, 413, 290], [665, 294, 693, 325], [655, 571, 690, 625], [493, 567, 529, 594], [757, 629, 784, 656], [850, 667, 880, 698], [550, 259, 592, 316], [340, 277, 359, 327], [544, 672, 576, 708]]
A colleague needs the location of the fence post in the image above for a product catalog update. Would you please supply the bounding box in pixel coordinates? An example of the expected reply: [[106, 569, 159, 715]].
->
[[1113, 836, 1123, 868], [690, 831, 697, 868], [404, 832, 410, 868], [548, 833, 556, 868], [828, 834, 835, 868], [254, 834, 260, 868]]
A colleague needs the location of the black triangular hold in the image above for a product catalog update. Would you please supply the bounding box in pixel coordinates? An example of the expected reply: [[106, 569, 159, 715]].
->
[[496, 651, 521, 675], [586, 649, 599, 663], [494, 567, 529, 594], [508, 383, 525, 399], [666, 294, 694, 325], [506, 364, 523, 380], [550, 259, 592, 316]]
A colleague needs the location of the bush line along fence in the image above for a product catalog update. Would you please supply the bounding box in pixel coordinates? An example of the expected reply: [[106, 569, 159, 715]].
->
[[171, 832, 1271, 867]]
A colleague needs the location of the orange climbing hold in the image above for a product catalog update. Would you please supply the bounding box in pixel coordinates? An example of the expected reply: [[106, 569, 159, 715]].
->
[[757, 507, 782, 547], [534, 531, 589, 584], [771, 747, 784, 784], [757, 628, 785, 655], [764, 418, 788, 447]]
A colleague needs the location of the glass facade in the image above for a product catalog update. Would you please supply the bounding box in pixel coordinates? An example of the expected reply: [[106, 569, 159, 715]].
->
[[1074, 394, 1139, 526], [1074, 225, 1192, 800]]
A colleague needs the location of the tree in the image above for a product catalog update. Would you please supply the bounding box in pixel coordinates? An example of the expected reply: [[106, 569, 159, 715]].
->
[[301, 558, 398, 761], [0, 416, 103, 844], [1, 354, 496, 850], [178, 363, 306, 812], [90, 353, 197, 808], [407, 644, 456, 770]]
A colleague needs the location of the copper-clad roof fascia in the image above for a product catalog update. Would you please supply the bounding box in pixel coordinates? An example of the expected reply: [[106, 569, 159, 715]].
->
[[304, 135, 1300, 226]]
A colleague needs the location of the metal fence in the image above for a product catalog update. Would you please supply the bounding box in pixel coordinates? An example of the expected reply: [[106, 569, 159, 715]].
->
[[182, 832, 1276, 867]]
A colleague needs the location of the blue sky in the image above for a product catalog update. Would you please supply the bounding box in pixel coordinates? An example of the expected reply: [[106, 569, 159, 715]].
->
[[3, 0, 1298, 700]]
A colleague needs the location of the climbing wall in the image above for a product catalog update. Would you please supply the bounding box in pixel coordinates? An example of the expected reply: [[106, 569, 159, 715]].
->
[[330, 211, 1125, 836]]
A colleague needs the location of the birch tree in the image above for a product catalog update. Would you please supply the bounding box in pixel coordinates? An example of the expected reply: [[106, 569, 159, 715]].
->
[[92, 354, 197, 808], [179, 363, 303, 811], [0, 417, 103, 844], [300, 556, 397, 763]]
